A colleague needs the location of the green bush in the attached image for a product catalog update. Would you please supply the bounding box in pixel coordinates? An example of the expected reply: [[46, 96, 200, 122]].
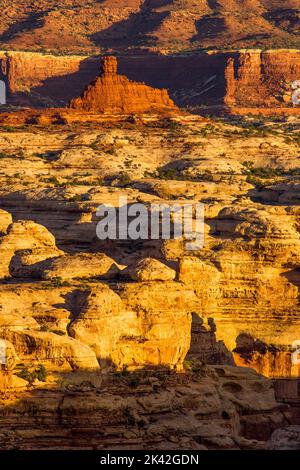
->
[[16, 364, 48, 385]]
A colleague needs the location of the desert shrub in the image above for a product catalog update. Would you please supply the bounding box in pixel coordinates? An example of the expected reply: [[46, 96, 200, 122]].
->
[[16, 364, 47, 384], [115, 365, 130, 378], [68, 194, 86, 202], [0, 125, 26, 132], [242, 161, 288, 178], [113, 172, 132, 188], [35, 151, 59, 162], [43, 176, 62, 186], [35, 364, 47, 382], [50, 277, 71, 287], [183, 358, 203, 373], [246, 175, 268, 189]]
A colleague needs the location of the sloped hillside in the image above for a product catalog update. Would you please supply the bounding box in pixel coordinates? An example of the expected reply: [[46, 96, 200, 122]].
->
[[0, 0, 298, 54]]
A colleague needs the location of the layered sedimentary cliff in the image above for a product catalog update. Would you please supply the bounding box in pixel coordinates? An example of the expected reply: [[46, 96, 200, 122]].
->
[[224, 50, 300, 107], [1, 50, 300, 109], [0, 365, 290, 450]]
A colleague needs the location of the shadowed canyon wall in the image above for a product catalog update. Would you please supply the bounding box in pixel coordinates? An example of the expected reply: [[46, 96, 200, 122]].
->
[[0, 50, 299, 108]]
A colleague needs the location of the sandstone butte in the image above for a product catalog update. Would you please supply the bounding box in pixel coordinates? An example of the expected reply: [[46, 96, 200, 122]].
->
[[69, 56, 177, 114], [0, 49, 299, 111]]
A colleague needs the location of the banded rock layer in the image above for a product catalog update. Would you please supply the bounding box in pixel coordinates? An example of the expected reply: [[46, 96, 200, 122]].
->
[[1, 50, 299, 109]]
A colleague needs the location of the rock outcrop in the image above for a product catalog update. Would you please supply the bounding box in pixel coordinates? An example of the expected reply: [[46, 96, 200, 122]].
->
[[0, 210, 12, 235], [0, 220, 63, 279], [1, 50, 300, 110], [11, 252, 120, 281], [69, 56, 176, 114], [126, 257, 176, 282], [224, 50, 300, 108], [0, 364, 288, 450]]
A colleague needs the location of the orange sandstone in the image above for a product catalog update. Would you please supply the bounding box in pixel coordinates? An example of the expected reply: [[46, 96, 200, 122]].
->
[[69, 56, 177, 114]]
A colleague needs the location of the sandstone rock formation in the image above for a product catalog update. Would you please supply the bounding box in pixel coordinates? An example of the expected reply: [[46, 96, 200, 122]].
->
[[267, 426, 300, 450], [1, 50, 300, 111], [68, 281, 196, 371], [0, 220, 63, 279], [224, 50, 300, 108], [0, 364, 288, 450], [0, 1, 298, 54], [126, 257, 176, 282], [1, 329, 99, 372], [0, 109, 299, 449], [69, 56, 176, 114]]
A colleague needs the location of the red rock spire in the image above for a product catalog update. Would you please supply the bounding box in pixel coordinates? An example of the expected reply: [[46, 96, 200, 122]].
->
[[100, 56, 117, 76], [69, 56, 176, 114]]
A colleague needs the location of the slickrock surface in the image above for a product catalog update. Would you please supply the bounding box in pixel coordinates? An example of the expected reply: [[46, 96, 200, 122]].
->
[[0, 113, 298, 377], [69, 56, 176, 114], [0, 110, 299, 449]]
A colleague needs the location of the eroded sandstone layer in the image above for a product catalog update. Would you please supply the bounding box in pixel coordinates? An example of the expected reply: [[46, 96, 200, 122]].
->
[[0, 365, 291, 450], [0, 0, 298, 53], [0, 107, 299, 449], [1, 50, 300, 110], [69, 56, 176, 114], [0, 114, 299, 379]]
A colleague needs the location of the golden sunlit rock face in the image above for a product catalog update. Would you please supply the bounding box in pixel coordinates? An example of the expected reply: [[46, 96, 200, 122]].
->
[[0, 45, 299, 450]]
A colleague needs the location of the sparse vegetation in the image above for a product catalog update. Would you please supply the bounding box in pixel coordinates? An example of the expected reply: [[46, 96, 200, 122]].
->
[[35, 151, 60, 162], [242, 161, 300, 178], [50, 277, 71, 287], [16, 364, 48, 385]]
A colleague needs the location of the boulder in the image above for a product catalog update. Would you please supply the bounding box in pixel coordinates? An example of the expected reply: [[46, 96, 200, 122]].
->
[[127, 257, 176, 282], [0, 220, 63, 279], [1, 330, 99, 371], [41, 252, 120, 280]]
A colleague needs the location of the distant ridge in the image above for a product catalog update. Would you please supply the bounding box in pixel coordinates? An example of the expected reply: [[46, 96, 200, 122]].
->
[[0, 0, 298, 54]]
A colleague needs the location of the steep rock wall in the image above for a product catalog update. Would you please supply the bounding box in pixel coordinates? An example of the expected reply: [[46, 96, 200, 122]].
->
[[0, 50, 299, 108]]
